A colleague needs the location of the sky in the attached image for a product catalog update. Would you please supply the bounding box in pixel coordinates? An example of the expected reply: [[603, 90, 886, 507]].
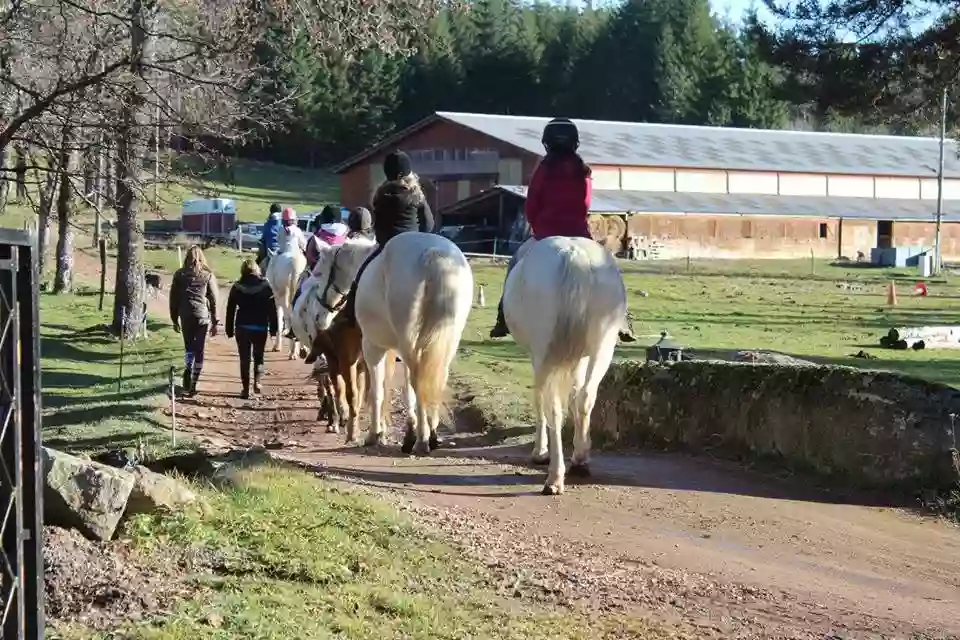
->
[[710, 0, 775, 23]]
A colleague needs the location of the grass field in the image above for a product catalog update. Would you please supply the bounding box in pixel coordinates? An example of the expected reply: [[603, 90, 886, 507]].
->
[[458, 258, 960, 429], [46, 464, 666, 640], [39, 286, 188, 458]]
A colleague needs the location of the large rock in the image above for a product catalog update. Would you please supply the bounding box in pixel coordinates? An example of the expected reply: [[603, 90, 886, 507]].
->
[[124, 465, 202, 518], [42, 447, 135, 541]]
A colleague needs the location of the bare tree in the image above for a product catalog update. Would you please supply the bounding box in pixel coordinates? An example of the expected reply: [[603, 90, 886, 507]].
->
[[2, 0, 446, 337]]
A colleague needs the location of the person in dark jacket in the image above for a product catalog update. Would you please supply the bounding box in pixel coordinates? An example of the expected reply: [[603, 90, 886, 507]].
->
[[225, 259, 279, 399], [488, 117, 635, 342], [331, 151, 433, 328], [258, 203, 283, 267], [169, 245, 220, 396], [347, 206, 375, 240]]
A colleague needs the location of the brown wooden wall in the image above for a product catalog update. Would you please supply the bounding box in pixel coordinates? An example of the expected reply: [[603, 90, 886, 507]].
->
[[338, 120, 539, 212]]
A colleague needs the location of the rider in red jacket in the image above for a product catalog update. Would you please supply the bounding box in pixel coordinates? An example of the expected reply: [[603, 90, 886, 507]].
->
[[524, 148, 592, 240], [489, 117, 635, 342]]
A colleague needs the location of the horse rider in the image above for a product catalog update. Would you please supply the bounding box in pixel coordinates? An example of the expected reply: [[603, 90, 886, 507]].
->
[[346, 206, 375, 241], [320, 150, 433, 345], [488, 117, 636, 343], [280, 206, 308, 252], [305, 205, 350, 272], [258, 203, 283, 269], [288, 205, 350, 330], [225, 258, 279, 399]]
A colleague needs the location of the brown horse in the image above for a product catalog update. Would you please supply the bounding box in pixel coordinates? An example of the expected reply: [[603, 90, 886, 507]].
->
[[307, 324, 437, 451], [306, 322, 386, 444]]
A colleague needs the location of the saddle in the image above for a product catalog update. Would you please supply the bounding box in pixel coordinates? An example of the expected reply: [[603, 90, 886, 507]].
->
[[258, 248, 278, 272]]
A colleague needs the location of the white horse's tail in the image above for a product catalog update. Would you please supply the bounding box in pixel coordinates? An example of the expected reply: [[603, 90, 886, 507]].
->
[[406, 248, 463, 413], [537, 251, 597, 407]]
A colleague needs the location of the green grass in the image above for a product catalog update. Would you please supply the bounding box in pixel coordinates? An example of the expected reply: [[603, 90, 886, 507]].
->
[[456, 257, 960, 430], [51, 464, 671, 639], [40, 286, 188, 458]]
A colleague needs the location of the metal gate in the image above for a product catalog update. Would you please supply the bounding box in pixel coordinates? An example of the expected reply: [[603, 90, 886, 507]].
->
[[0, 229, 44, 639]]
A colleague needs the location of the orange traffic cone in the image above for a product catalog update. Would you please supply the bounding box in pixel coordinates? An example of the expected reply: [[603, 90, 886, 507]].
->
[[887, 281, 898, 306]]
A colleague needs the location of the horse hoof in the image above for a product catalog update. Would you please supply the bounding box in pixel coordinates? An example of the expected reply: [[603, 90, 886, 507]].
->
[[428, 431, 440, 451], [363, 434, 381, 447], [567, 463, 591, 478], [272, 346, 280, 352], [530, 455, 549, 466], [401, 429, 416, 454], [325, 425, 338, 434], [541, 484, 563, 496], [411, 441, 431, 457]]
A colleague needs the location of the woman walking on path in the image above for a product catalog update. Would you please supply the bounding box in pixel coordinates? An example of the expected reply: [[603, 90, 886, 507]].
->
[[169, 246, 220, 396], [225, 259, 279, 399]]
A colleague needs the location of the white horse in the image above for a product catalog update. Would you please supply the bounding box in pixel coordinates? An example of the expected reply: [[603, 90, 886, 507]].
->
[[357, 232, 473, 454], [264, 226, 307, 359], [503, 236, 627, 495], [295, 238, 378, 432], [293, 238, 378, 341]]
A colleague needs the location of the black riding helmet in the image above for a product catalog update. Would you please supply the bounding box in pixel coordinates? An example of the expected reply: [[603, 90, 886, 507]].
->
[[542, 117, 579, 153], [269, 203, 282, 214], [348, 206, 373, 232]]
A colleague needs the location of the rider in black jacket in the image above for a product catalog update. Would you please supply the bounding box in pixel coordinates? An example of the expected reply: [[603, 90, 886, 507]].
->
[[333, 150, 433, 327]]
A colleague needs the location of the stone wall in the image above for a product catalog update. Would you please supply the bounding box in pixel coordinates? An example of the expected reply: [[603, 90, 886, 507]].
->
[[592, 361, 960, 492]]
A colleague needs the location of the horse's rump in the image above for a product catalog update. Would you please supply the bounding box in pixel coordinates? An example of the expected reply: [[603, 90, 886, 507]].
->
[[507, 237, 624, 395]]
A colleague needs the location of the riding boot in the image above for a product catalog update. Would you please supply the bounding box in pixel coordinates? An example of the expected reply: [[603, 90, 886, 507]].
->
[[489, 300, 510, 338], [253, 365, 263, 395], [618, 314, 637, 343], [240, 367, 250, 400], [188, 369, 201, 397], [181, 369, 192, 396]]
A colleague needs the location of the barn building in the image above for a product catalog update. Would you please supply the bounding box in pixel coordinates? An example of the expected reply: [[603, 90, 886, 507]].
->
[[333, 112, 960, 260]]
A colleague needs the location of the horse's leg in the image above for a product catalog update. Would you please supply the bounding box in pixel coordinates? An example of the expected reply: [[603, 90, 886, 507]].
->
[[316, 376, 331, 422], [344, 361, 360, 444], [273, 303, 283, 352], [531, 392, 549, 466], [540, 370, 567, 496], [530, 356, 549, 465], [381, 353, 396, 435], [362, 341, 388, 447], [287, 317, 298, 360], [326, 376, 340, 427], [401, 360, 418, 454], [570, 338, 617, 476], [332, 370, 349, 435]]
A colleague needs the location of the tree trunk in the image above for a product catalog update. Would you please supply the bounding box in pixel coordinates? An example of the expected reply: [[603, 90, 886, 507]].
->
[[0, 145, 9, 215], [14, 147, 26, 200], [34, 151, 60, 283], [104, 143, 115, 208], [111, 0, 148, 339], [53, 143, 76, 294]]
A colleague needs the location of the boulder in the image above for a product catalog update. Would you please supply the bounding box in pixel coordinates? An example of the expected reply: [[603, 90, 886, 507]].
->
[[124, 466, 202, 518], [42, 447, 134, 541]]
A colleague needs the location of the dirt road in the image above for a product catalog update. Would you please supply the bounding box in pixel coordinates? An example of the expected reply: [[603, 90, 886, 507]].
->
[[171, 332, 960, 640]]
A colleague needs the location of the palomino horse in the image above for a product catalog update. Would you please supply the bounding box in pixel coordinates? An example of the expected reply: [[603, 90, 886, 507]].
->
[[356, 232, 473, 454], [293, 238, 377, 434], [503, 236, 627, 495], [265, 227, 307, 359]]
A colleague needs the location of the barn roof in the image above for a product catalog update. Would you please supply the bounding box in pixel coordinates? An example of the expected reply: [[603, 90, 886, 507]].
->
[[443, 184, 960, 222], [333, 111, 960, 179]]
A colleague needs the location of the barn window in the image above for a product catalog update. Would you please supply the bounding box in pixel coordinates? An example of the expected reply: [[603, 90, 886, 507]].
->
[[819, 222, 828, 239]]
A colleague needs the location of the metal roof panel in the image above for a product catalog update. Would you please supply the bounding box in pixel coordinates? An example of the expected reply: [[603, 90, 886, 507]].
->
[[437, 112, 960, 179], [488, 185, 960, 222]]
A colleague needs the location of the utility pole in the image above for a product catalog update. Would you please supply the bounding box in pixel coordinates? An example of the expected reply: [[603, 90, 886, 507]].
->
[[934, 87, 947, 275]]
